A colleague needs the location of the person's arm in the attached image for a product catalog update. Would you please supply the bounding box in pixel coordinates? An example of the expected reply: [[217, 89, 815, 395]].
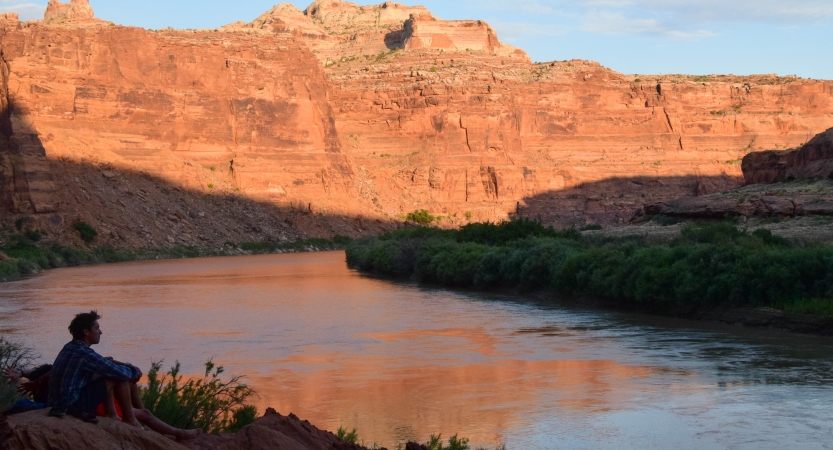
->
[[81, 348, 141, 381]]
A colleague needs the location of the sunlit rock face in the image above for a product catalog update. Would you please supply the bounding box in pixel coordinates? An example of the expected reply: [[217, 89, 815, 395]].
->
[[1, 0, 833, 243], [44, 0, 95, 24]]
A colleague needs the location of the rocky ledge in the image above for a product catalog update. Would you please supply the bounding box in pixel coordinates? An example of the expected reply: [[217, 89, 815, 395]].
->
[[0, 408, 369, 450], [742, 127, 833, 183], [642, 127, 833, 221]]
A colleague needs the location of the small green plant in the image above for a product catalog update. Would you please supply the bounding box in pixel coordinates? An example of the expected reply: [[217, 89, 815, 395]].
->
[[207, 183, 215, 189], [465, 211, 473, 220], [210, 166, 216, 172], [225, 405, 258, 433], [652, 214, 681, 226], [332, 235, 352, 245], [24, 230, 42, 242], [140, 360, 257, 434], [14, 216, 30, 231], [424, 434, 470, 450], [406, 209, 436, 225], [634, 77, 641, 82], [580, 224, 603, 231], [72, 221, 98, 244], [430, 66, 437, 73], [336, 427, 359, 443]]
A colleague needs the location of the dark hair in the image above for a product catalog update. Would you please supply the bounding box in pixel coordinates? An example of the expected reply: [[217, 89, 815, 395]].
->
[[68, 310, 101, 340], [28, 364, 52, 381]]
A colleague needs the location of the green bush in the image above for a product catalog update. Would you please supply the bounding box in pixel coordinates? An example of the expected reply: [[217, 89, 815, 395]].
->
[[347, 222, 833, 313], [139, 360, 257, 434], [14, 217, 30, 231], [406, 209, 436, 225], [332, 234, 352, 245], [72, 221, 98, 243], [456, 219, 570, 245], [24, 230, 42, 242], [652, 214, 681, 226], [423, 434, 471, 450], [336, 427, 359, 444], [226, 405, 259, 433]]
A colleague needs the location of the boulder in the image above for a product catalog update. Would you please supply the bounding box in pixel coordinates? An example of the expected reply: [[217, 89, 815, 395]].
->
[[791, 127, 833, 179], [741, 149, 796, 184]]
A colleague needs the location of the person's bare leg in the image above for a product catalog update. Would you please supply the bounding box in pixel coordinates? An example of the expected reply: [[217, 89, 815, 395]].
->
[[134, 408, 201, 441], [129, 382, 145, 409], [107, 379, 142, 428], [104, 389, 119, 420]]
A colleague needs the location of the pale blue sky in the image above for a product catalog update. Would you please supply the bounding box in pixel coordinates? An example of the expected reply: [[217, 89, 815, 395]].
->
[[3, 0, 832, 79]]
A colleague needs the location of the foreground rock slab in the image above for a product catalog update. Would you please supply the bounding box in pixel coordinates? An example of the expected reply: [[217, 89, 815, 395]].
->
[[1, 408, 370, 450]]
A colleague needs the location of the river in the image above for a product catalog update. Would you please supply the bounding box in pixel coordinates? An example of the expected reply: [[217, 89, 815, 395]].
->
[[1, 251, 832, 449]]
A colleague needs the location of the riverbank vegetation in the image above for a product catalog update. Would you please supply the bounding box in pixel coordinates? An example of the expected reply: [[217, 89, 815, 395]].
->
[[140, 360, 258, 434], [0, 234, 352, 282], [346, 220, 833, 316]]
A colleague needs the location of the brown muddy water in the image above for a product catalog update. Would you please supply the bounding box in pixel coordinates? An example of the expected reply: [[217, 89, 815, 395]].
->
[[1, 251, 832, 449]]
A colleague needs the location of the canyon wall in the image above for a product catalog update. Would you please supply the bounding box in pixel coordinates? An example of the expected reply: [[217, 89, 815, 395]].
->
[[741, 127, 833, 183], [1, 0, 833, 246]]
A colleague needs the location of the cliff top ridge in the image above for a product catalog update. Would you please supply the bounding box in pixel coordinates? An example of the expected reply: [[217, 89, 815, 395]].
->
[[44, 0, 95, 24], [221, 0, 529, 63]]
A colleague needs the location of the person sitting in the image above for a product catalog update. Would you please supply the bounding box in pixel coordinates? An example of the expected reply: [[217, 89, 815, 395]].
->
[[47, 310, 200, 441], [2, 364, 52, 403], [1, 364, 52, 416]]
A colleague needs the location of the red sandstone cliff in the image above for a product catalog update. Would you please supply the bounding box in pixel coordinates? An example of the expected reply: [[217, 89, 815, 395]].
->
[[1, 0, 833, 246], [742, 127, 833, 183]]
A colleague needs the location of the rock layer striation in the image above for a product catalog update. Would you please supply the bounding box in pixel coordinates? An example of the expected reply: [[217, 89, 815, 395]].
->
[[1, 1, 833, 245]]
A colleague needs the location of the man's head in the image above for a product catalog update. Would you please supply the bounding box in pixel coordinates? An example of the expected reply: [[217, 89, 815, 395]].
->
[[68, 310, 102, 345]]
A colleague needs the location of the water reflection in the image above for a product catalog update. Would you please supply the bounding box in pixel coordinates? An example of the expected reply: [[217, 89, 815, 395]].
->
[[0, 252, 832, 449]]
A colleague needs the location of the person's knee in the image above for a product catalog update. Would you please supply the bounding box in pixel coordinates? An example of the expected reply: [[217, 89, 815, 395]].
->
[[107, 378, 128, 391]]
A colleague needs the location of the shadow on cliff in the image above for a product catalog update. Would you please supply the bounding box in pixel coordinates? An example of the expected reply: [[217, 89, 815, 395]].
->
[[0, 101, 394, 248], [514, 173, 742, 228], [1, 95, 748, 247]]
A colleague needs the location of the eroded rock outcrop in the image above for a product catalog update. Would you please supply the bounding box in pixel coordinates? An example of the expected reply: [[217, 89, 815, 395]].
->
[[0, 408, 371, 450], [402, 13, 527, 60], [43, 0, 95, 24], [742, 127, 833, 184]]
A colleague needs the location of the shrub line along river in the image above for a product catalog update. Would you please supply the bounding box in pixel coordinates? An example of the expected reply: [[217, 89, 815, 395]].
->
[[1, 251, 832, 449]]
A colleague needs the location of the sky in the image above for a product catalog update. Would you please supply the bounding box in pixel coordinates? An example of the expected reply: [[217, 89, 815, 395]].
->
[[2, 0, 832, 79]]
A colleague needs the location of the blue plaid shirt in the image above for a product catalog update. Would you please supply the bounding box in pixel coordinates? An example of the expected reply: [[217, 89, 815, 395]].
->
[[48, 340, 141, 410]]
